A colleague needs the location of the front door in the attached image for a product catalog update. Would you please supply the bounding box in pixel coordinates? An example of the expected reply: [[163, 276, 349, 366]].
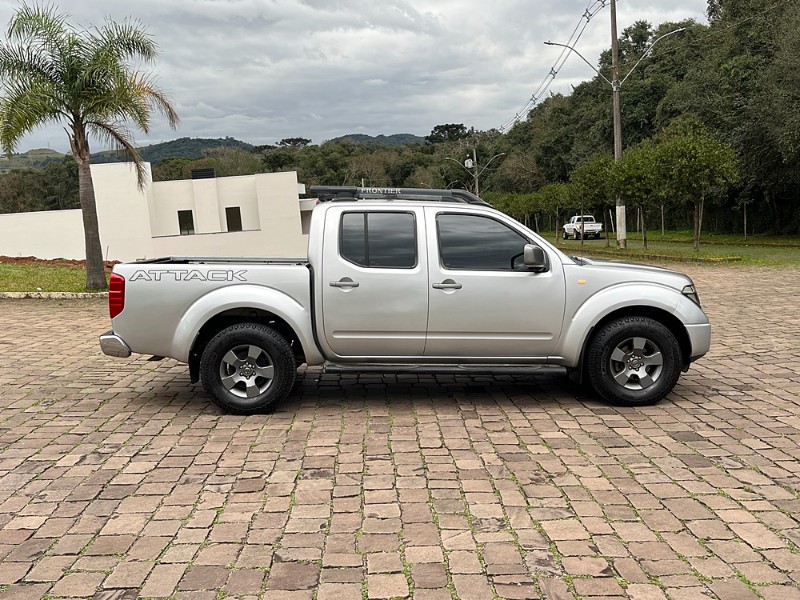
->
[[424, 208, 565, 359], [320, 207, 428, 358]]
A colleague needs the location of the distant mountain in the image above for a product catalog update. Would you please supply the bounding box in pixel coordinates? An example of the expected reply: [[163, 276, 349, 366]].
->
[[91, 137, 254, 165], [0, 148, 66, 172], [329, 133, 425, 147]]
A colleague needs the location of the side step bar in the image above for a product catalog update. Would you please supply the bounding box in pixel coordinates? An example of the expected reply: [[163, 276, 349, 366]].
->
[[324, 363, 567, 376]]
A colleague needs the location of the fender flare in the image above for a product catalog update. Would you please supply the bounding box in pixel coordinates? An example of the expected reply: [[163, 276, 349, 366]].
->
[[555, 283, 707, 366], [170, 284, 324, 365]]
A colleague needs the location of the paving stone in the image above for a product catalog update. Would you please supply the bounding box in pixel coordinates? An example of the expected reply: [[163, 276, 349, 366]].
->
[[225, 568, 264, 595], [452, 574, 494, 600], [411, 563, 448, 588], [49, 572, 105, 597], [266, 562, 320, 590], [367, 573, 409, 599], [103, 561, 153, 588]]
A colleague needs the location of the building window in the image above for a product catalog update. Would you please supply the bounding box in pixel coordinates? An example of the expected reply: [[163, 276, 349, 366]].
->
[[225, 207, 243, 232], [178, 210, 195, 235]]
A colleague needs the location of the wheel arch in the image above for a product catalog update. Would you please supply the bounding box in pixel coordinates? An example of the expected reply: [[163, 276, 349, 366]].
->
[[569, 305, 692, 384], [188, 308, 305, 384]]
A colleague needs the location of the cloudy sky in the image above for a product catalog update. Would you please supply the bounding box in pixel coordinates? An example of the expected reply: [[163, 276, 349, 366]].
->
[[0, 0, 707, 153]]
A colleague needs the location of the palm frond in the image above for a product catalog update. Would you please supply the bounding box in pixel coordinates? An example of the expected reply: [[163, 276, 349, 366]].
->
[[92, 18, 158, 63], [86, 119, 148, 189], [0, 79, 63, 154], [6, 2, 68, 43]]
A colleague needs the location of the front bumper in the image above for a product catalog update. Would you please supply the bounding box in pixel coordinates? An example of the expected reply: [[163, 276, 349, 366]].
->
[[100, 331, 132, 358], [686, 323, 712, 361]]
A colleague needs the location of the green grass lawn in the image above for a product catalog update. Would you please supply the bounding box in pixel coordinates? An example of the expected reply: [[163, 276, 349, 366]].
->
[[541, 230, 800, 267], [0, 263, 107, 293]]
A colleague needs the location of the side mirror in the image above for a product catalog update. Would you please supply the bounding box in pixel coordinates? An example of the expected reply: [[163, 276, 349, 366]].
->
[[523, 244, 547, 271]]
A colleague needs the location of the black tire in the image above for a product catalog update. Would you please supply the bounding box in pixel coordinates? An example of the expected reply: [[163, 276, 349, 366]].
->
[[562, 230, 568, 240], [587, 316, 682, 406], [200, 323, 296, 414]]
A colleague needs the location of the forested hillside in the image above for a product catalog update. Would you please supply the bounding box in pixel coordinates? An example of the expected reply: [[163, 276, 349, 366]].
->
[[2, 0, 797, 235]]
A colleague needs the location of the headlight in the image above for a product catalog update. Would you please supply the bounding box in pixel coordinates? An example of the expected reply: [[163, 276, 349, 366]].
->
[[682, 284, 701, 307]]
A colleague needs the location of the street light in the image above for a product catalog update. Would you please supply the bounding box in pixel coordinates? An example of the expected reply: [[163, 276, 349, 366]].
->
[[445, 150, 505, 197], [544, 27, 685, 248]]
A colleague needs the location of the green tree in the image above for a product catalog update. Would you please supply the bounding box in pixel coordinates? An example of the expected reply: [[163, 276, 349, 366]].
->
[[613, 142, 662, 249], [152, 156, 193, 181], [189, 147, 262, 177], [570, 153, 616, 246], [41, 156, 79, 209], [425, 123, 469, 144], [656, 128, 739, 251], [536, 182, 574, 243], [278, 137, 311, 148], [0, 168, 46, 212], [0, 4, 178, 289]]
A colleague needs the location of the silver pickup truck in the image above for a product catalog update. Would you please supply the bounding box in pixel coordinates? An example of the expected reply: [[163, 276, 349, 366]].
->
[[100, 186, 710, 414]]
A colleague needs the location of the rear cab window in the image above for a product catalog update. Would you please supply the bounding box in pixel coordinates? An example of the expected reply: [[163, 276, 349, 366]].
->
[[340, 211, 417, 269]]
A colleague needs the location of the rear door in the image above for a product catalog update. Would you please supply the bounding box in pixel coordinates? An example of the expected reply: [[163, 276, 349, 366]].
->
[[424, 208, 565, 358], [320, 205, 428, 357]]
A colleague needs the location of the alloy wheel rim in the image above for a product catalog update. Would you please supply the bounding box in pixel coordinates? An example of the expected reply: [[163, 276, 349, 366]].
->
[[609, 336, 664, 390], [219, 344, 275, 399]]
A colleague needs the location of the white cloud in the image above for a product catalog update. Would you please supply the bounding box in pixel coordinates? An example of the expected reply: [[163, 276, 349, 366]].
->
[[0, 0, 707, 153]]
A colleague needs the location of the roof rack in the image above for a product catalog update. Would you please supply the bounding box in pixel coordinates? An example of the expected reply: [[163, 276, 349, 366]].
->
[[308, 186, 491, 206]]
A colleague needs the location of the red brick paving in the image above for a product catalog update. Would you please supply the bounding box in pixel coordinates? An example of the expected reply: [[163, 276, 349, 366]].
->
[[0, 265, 799, 598]]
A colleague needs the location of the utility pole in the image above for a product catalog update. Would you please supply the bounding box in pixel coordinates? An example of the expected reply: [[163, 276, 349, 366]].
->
[[472, 148, 479, 196], [450, 150, 505, 197], [610, 0, 627, 249], [545, 24, 683, 248]]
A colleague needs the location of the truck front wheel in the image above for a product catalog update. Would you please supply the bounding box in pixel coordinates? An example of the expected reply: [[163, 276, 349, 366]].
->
[[587, 316, 682, 406], [200, 323, 296, 414]]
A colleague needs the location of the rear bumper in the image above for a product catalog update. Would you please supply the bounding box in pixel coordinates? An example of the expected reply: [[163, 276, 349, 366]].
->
[[100, 331, 132, 358], [686, 323, 712, 361]]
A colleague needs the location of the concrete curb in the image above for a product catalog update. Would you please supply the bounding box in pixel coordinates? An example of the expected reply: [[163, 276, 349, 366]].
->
[[0, 292, 108, 299]]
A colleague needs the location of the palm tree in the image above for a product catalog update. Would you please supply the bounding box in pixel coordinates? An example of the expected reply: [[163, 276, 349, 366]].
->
[[0, 3, 179, 289]]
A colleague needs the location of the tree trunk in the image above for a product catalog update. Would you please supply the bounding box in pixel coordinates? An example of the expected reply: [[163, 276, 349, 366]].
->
[[554, 207, 559, 244], [660, 202, 665, 237], [693, 195, 705, 253], [642, 207, 648, 250], [76, 159, 107, 290]]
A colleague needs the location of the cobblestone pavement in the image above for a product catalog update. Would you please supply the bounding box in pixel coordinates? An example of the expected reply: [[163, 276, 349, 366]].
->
[[1, 265, 799, 600]]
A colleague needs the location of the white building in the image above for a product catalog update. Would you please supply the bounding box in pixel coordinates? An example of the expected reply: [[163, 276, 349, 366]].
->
[[0, 163, 316, 261]]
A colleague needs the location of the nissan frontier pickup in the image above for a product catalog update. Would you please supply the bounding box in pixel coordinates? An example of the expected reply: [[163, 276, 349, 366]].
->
[[100, 186, 710, 413]]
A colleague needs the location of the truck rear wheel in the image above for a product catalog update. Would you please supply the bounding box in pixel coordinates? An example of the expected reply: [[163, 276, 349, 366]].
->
[[200, 323, 296, 414], [587, 316, 682, 406]]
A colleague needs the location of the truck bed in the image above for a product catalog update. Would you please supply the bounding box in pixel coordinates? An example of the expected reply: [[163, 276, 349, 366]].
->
[[135, 256, 308, 265]]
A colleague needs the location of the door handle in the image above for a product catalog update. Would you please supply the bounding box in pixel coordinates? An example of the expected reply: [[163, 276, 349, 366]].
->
[[432, 281, 462, 290], [330, 278, 360, 288]]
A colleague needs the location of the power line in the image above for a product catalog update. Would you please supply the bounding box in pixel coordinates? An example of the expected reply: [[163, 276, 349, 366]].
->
[[500, 0, 793, 132], [498, 0, 614, 133]]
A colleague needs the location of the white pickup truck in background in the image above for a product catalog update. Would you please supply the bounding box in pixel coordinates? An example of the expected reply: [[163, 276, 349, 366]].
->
[[100, 186, 710, 414], [563, 215, 603, 239]]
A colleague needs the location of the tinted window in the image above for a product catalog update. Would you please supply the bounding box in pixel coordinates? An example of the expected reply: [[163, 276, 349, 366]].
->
[[340, 212, 416, 268], [225, 206, 243, 232], [437, 214, 529, 270], [178, 210, 195, 235]]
